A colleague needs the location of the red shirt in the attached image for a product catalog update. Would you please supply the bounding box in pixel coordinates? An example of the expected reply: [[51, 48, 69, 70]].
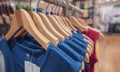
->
[[82, 28, 99, 72]]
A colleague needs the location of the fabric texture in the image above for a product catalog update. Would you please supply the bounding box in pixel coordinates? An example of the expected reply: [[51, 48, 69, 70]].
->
[[0, 36, 82, 72], [64, 38, 87, 57], [82, 28, 99, 72], [57, 41, 84, 63]]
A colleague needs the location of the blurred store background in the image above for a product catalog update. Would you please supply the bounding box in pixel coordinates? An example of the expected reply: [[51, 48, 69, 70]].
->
[[94, 0, 120, 33], [73, 0, 120, 33]]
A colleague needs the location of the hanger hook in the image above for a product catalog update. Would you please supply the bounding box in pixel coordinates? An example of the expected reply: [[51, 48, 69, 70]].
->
[[56, 0, 59, 6], [55, 6, 59, 14], [50, 4, 53, 12], [30, 0, 32, 6], [55, 0, 59, 14], [18, 0, 20, 4], [37, 0, 40, 8], [54, 0, 57, 5], [54, 5, 57, 13], [8, 0, 11, 5], [57, 7, 62, 14], [51, 5, 55, 13], [46, 3, 50, 12], [51, 5, 55, 14]]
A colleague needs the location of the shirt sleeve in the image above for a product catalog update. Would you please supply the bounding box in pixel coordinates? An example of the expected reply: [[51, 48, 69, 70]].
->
[[82, 28, 100, 42]]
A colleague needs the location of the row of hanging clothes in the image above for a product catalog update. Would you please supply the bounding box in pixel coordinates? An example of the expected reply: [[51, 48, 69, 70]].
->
[[0, 0, 14, 39], [0, 0, 104, 72]]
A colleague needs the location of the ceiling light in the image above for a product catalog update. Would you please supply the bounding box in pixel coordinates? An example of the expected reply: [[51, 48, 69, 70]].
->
[[11, 3, 15, 6], [40, 1, 44, 3], [106, 0, 110, 1], [113, 0, 117, 1]]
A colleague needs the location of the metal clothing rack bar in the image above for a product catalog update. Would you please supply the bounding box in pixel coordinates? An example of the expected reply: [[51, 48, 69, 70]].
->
[[43, 0, 84, 14], [69, 3, 84, 13], [43, 0, 65, 7], [64, 0, 84, 13]]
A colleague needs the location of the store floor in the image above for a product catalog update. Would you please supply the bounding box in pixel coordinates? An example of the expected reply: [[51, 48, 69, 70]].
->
[[95, 34, 120, 72]]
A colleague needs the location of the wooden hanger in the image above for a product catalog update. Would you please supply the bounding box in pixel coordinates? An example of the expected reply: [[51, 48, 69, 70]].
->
[[54, 4, 72, 35], [68, 16, 93, 56], [77, 19, 105, 56], [61, 16, 72, 31], [38, 12, 65, 41], [65, 17, 77, 32], [62, 17, 92, 57], [55, 15, 72, 35], [63, 16, 93, 56], [37, 3, 65, 41], [84, 53, 89, 63], [14, 28, 26, 37], [72, 18, 93, 50], [78, 19, 88, 27], [82, 34, 94, 51], [52, 4, 91, 58], [76, 19, 94, 55], [68, 16, 88, 32], [52, 15, 70, 35], [56, 15, 92, 56], [54, 8, 91, 60], [52, 6, 71, 35], [78, 18, 104, 40], [81, 61, 85, 70], [29, 11, 59, 45], [0, 16, 3, 24], [47, 15, 70, 38], [50, 6, 71, 35], [16, 1, 63, 44], [52, 5, 90, 66], [57, 15, 92, 57], [47, 5, 70, 38], [86, 46, 92, 56], [5, 9, 50, 49], [68, 17, 93, 55], [54, 7, 77, 33], [58, 16, 72, 35]]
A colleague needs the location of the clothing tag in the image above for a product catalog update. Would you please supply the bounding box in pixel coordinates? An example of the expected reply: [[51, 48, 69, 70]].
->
[[81, 61, 85, 70], [25, 61, 33, 72], [79, 70, 82, 72], [84, 38, 88, 42], [33, 63, 40, 72], [25, 61, 40, 72]]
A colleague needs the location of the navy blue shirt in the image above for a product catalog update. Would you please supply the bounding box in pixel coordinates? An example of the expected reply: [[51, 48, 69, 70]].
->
[[0, 38, 82, 72], [64, 38, 87, 56], [20, 35, 87, 63]]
